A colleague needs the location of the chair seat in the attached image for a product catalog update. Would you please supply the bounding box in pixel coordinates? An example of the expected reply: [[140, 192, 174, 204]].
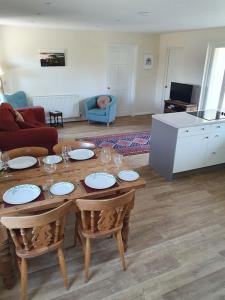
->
[[88, 108, 106, 116]]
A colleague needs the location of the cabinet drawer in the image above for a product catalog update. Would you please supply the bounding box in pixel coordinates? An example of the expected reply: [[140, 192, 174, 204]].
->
[[178, 125, 212, 137]]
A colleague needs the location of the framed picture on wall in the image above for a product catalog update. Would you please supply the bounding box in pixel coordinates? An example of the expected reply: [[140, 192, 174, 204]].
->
[[144, 54, 153, 69], [39, 49, 65, 67]]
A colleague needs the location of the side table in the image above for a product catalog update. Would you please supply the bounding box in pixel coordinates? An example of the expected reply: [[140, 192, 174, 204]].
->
[[49, 111, 64, 127]]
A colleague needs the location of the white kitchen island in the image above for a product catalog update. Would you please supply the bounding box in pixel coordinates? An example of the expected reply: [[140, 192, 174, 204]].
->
[[149, 112, 225, 180]]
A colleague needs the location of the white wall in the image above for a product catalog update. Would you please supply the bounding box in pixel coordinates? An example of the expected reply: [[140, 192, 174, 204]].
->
[[155, 27, 225, 113], [0, 25, 159, 116]]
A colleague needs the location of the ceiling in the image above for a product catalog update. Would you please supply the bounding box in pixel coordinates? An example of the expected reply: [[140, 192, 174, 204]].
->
[[0, 0, 225, 33]]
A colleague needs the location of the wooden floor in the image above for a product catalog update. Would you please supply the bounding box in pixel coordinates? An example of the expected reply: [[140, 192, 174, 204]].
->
[[2, 116, 225, 299]]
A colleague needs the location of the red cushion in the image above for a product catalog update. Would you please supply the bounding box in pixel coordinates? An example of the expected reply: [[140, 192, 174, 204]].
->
[[20, 110, 36, 123], [0, 104, 20, 131]]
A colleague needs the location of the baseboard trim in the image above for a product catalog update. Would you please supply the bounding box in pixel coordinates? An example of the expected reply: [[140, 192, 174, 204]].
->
[[132, 111, 154, 116]]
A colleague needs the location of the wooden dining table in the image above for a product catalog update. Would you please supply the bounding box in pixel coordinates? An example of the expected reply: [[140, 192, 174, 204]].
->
[[0, 148, 145, 289]]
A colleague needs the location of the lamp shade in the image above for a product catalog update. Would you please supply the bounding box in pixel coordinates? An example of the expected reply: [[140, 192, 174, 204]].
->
[[0, 66, 4, 76]]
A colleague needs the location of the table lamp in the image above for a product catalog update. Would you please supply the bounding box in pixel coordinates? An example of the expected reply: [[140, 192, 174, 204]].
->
[[0, 66, 4, 94]]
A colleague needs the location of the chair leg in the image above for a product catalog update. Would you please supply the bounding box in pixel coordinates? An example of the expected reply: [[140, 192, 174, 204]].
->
[[57, 247, 68, 289], [74, 215, 78, 247], [21, 258, 28, 300], [115, 231, 126, 271], [17, 257, 21, 273], [84, 238, 91, 282]]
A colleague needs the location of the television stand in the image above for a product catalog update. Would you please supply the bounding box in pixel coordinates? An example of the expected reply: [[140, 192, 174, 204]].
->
[[164, 100, 198, 113]]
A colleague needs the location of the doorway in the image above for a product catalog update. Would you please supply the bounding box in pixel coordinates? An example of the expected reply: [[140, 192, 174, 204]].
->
[[162, 47, 184, 101], [200, 43, 225, 111], [106, 45, 136, 116]]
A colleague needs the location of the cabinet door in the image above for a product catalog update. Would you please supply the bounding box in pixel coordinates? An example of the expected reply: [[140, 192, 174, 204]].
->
[[173, 134, 209, 173], [207, 131, 225, 166]]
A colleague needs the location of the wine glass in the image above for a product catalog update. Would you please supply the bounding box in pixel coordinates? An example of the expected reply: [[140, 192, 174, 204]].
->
[[61, 145, 71, 167], [42, 179, 54, 199], [113, 153, 123, 171], [100, 147, 111, 171], [44, 157, 57, 174], [1, 152, 11, 178]]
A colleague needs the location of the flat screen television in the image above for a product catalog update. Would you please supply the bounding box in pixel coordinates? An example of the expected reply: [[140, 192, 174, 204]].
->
[[170, 82, 193, 103]]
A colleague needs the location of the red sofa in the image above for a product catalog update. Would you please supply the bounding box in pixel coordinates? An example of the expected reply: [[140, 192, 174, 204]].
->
[[0, 104, 58, 154]]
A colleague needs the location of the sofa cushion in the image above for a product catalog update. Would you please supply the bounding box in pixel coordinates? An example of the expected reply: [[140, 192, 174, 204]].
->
[[4, 91, 29, 109], [97, 96, 110, 109], [88, 108, 106, 116], [0, 103, 20, 131]]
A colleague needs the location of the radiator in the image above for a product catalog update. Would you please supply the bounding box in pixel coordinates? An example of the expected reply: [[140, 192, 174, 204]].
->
[[31, 94, 80, 121]]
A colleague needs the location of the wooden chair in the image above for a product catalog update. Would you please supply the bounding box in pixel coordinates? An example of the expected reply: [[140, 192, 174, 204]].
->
[[53, 140, 96, 155], [76, 190, 135, 282], [0, 201, 73, 300], [4, 146, 48, 159]]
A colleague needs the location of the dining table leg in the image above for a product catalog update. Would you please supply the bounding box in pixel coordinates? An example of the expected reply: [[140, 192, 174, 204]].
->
[[0, 224, 15, 289]]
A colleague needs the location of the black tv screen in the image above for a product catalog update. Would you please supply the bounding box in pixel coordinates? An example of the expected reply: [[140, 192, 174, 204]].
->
[[170, 82, 193, 103]]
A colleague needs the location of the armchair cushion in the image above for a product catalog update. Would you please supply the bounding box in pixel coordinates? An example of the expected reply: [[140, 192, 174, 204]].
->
[[3, 91, 29, 109], [88, 108, 106, 116]]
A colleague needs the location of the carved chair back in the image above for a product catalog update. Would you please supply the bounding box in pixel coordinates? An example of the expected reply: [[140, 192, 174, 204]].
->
[[53, 140, 96, 155], [5, 147, 48, 159], [76, 190, 135, 237], [0, 201, 72, 257]]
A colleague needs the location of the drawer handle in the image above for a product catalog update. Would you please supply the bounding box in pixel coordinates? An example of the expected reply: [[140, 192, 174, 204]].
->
[[215, 135, 219, 137], [205, 136, 209, 139], [185, 130, 189, 133], [216, 126, 221, 128], [201, 128, 205, 130], [212, 152, 216, 154]]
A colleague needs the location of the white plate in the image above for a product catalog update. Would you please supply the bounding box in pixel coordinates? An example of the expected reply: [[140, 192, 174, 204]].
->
[[43, 155, 62, 164], [85, 172, 116, 189], [50, 182, 75, 196], [68, 149, 94, 160], [8, 156, 37, 170], [118, 170, 140, 181], [3, 184, 41, 205]]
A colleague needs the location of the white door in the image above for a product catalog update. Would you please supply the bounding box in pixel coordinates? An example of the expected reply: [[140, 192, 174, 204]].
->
[[163, 47, 184, 100], [107, 46, 135, 116]]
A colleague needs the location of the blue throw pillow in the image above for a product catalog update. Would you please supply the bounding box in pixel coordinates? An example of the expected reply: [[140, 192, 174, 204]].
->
[[4, 91, 29, 109]]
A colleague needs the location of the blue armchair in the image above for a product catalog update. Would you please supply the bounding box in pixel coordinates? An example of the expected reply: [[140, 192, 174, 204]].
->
[[2, 91, 29, 109], [84, 95, 117, 126]]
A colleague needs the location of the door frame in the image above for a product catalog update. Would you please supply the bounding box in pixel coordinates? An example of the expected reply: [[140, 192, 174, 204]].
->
[[199, 41, 225, 110], [105, 43, 138, 116], [161, 47, 184, 105]]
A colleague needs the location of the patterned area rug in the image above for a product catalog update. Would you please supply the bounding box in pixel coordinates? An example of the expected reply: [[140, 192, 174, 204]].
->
[[86, 131, 151, 156]]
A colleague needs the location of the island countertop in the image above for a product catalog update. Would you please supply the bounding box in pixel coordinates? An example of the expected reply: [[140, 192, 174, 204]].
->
[[152, 112, 225, 129]]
